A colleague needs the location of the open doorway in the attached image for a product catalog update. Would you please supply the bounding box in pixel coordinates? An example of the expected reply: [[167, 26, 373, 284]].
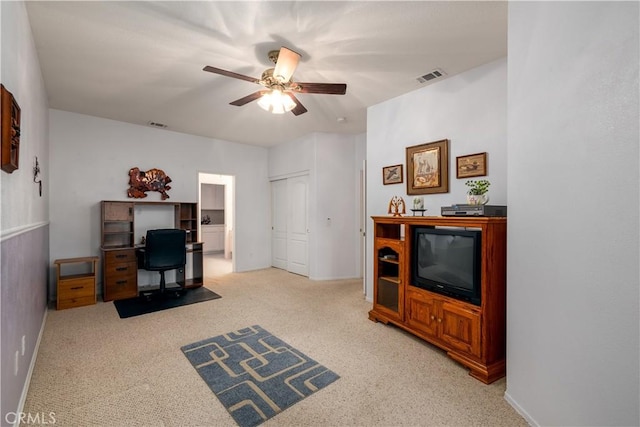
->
[[198, 172, 235, 278]]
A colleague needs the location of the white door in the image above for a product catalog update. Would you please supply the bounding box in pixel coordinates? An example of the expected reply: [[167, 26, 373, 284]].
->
[[287, 175, 309, 276], [271, 175, 309, 276], [271, 179, 288, 270]]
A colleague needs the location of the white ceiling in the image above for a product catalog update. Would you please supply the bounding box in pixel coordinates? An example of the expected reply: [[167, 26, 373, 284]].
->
[[25, 1, 507, 147]]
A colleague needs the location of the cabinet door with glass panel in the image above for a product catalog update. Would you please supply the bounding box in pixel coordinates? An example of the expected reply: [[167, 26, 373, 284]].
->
[[373, 238, 404, 322]]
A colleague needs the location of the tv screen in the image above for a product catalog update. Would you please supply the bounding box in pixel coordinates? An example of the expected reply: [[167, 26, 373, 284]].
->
[[412, 227, 481, 305]]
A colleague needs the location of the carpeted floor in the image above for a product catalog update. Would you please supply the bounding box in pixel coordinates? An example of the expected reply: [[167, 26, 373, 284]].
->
[[21, 268, 527, 426]]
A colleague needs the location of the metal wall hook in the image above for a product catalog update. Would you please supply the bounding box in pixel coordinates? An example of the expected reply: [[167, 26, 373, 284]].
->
[[33, 156, 42, 196]]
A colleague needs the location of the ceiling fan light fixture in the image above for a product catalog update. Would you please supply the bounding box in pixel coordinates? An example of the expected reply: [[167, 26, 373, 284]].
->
[[258, 90, 296, 114], [204, 45, 346, 116]]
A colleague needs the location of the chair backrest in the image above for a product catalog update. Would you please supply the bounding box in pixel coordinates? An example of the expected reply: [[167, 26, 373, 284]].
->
[[144, 228, 187, 271]]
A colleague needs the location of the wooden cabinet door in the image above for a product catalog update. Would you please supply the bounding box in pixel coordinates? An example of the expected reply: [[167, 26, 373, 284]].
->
[[373, 239, 404, 321], [213, 185, 225, 209], [406, 289, 439, 338], [439, 301, 482, 358]]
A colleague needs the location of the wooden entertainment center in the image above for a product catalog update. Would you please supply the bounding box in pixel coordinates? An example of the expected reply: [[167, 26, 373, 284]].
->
[[369, 215, 506, 383]]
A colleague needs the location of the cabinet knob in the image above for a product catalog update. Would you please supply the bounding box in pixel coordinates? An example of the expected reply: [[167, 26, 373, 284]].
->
[[430, 315, 435, 320], [437, 318, 442, 323]]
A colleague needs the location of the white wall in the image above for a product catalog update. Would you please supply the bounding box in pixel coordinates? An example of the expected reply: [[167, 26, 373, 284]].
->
[[268, 134, 314, 179], [49, 110, 271, 294], [505, 3, 639, 426], [312, 133, 361, 280], [365, 58, 507, 300], [0, 2, 49, 233], [268, 132, 364, 280]]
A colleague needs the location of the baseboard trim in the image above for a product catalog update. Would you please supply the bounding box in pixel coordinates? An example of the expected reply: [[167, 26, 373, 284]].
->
[[308, 274, 361, 281], [13, 309, 48, 427], [504, 389, 539, 427]]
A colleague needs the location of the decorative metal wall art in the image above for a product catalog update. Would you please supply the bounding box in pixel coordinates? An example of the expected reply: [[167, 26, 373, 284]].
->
[[127, 167, 172, 200], [33, 156, 42, 196]]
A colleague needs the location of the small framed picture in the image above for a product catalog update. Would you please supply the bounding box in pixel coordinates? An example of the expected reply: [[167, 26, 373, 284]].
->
[[456, 152, 487, 178], [382, 164, 403, 185]]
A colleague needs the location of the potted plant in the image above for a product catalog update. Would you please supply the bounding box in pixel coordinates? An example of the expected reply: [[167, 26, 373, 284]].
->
[[465, 179, 490, 205]]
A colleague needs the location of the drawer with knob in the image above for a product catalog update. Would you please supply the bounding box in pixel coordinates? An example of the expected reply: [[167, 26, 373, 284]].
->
[[102, 249, 138, 301], [55, 256, 98, 310]]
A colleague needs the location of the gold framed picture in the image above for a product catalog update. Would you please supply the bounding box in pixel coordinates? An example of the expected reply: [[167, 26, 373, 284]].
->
[[406, 139, 449, 195], [382, 164, 403, 185], [456, 152, 487, 178]]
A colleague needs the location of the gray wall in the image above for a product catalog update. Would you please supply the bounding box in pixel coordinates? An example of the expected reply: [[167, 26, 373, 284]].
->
[[505, 2, 639, 426], [0, 1, 51, 421]]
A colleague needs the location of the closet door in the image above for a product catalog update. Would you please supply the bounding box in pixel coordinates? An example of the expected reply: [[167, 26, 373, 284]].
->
[[286, 175, 309, 276], [271, 175, 309, 276], [271, 179, 288, 270]]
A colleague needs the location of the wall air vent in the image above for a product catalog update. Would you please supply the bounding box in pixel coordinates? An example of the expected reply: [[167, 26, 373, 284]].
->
[[416, 68, 447, 84], [148, 121, 168, 129]]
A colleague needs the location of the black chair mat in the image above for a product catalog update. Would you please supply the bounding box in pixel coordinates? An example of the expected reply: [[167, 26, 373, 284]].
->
[[113, 286, 221, 318]]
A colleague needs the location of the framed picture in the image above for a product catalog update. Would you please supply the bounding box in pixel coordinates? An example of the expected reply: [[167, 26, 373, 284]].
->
[[1, 84, 21, 174], [456, 152, 487, 178], [382, 164, 403, 185], [406, 139, 449, 195]]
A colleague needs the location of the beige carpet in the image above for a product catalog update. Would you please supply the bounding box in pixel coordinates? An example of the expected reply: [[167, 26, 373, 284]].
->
[[22, 268, 526, 426]]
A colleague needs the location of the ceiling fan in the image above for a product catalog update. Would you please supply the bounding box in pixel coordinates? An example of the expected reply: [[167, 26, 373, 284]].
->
[[203, 46, 347, 116]]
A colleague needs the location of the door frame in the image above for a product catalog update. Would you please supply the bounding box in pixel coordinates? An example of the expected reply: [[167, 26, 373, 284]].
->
[[198, 172, 235, 272]]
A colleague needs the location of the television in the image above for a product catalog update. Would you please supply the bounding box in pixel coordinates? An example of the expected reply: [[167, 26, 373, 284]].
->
[[411, 226, 481, 305]]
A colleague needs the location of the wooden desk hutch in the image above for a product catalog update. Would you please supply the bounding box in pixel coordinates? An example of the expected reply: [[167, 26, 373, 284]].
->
[[100, 200, 203, 301], [369, 215, 507, 384]]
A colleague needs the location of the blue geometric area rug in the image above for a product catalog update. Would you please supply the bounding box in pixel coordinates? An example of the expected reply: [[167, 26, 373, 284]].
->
[[181, 325, 340, 427]]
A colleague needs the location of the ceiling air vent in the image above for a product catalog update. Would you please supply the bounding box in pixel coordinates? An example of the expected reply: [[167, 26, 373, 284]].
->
[[148, 121, 168, 129], [416, 68, 447, 84]]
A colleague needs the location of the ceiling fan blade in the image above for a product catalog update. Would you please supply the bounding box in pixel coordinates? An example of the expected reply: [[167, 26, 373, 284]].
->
[[273, 47, 301, 83], [203, 66, 260, 85], [229, 91, 267, 106], [288, 93, 308, 116], [294, 82, 347, 95]]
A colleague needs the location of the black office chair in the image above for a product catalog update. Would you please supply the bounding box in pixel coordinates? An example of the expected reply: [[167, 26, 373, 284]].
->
[[140, 228, 187, 298]]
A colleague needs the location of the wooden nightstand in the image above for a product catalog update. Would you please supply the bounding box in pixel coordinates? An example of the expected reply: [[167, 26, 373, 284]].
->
[[54, 256, 99, 310]]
